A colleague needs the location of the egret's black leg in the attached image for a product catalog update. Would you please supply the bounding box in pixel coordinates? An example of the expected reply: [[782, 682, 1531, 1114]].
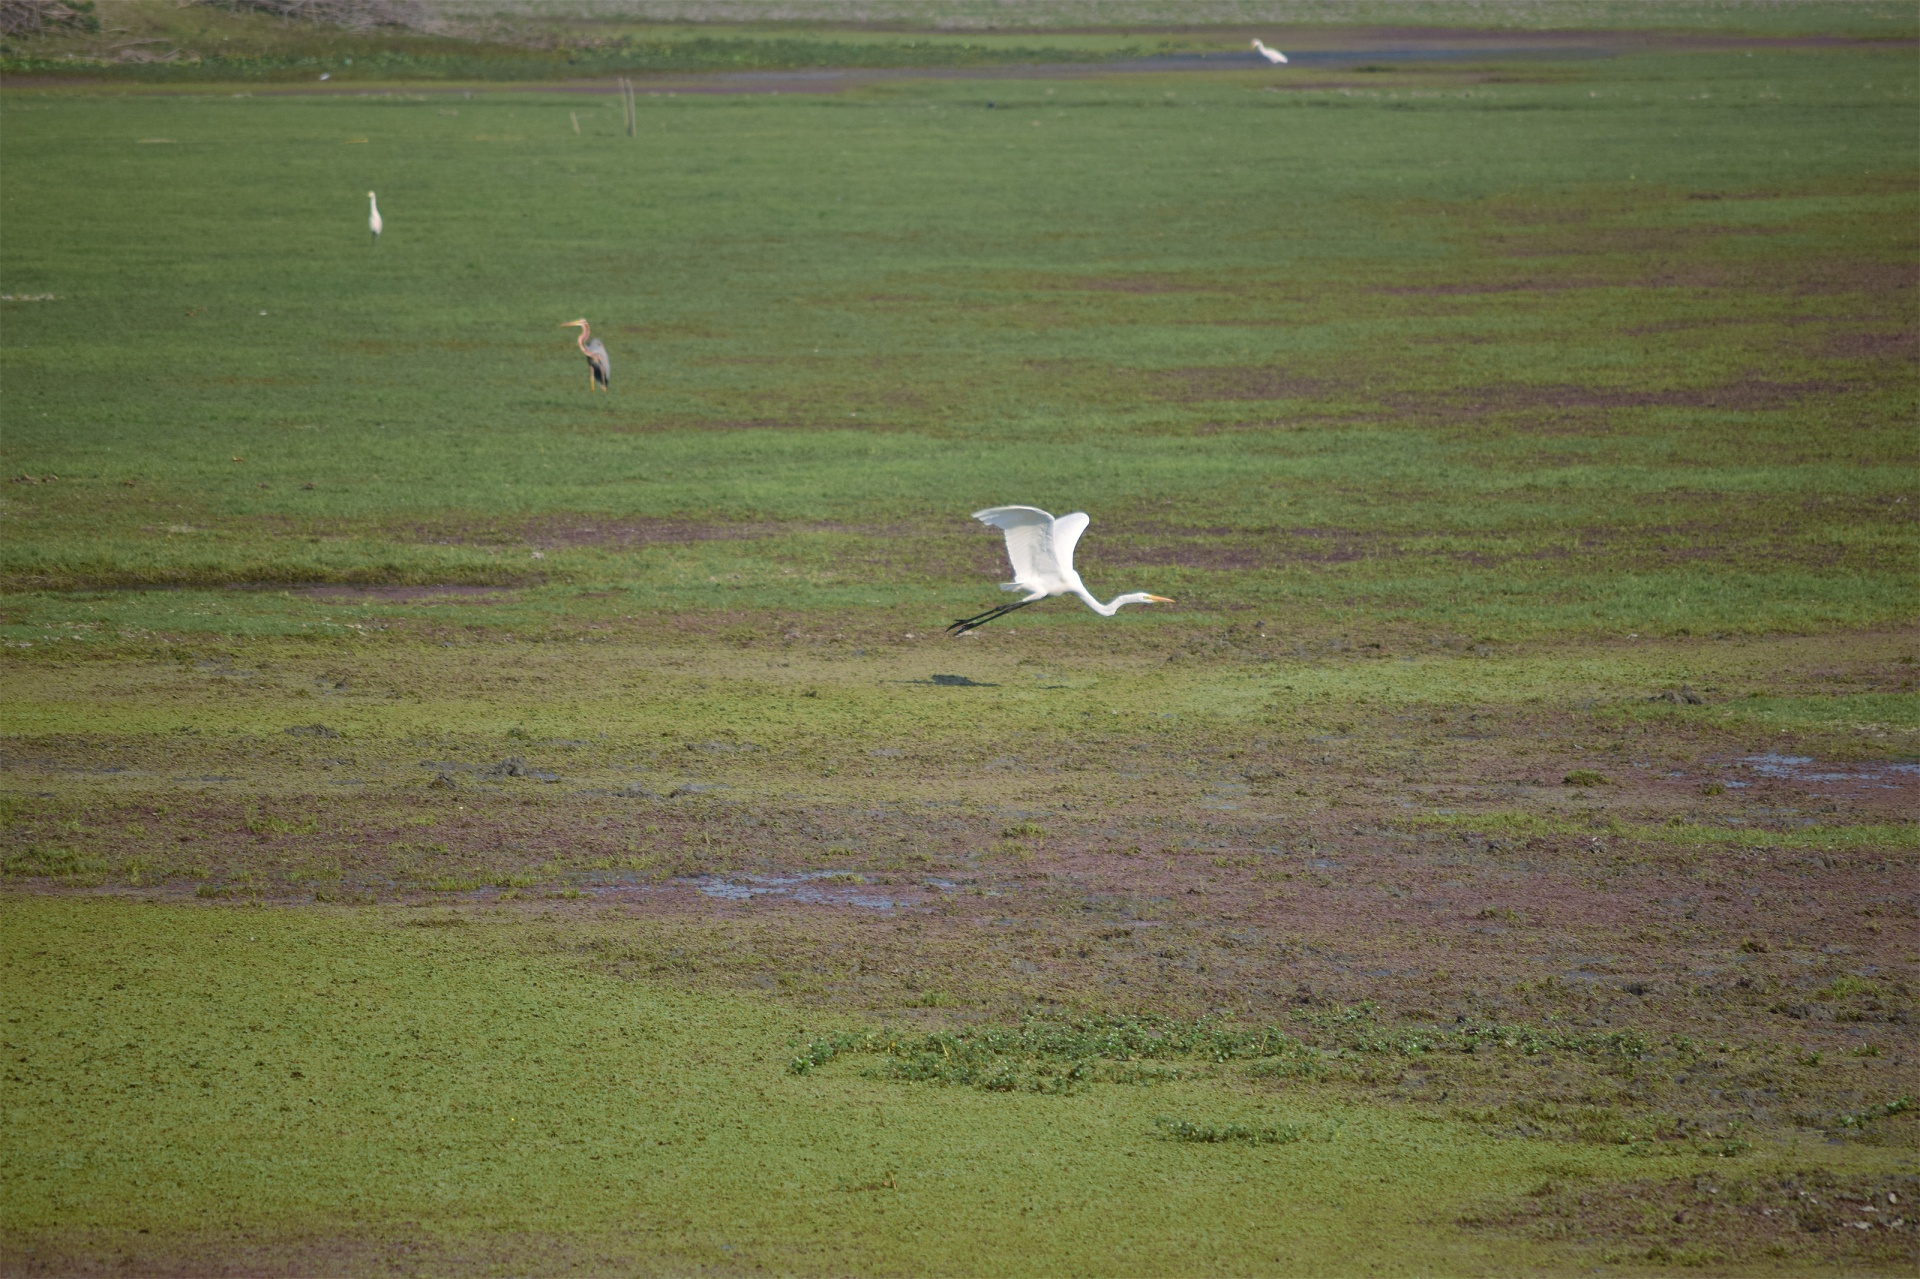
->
[[946, 607, 1009, 636], [944, 606, 1004, 635], [946, 599, 1035, 636], [944, 603, 1006, 633]]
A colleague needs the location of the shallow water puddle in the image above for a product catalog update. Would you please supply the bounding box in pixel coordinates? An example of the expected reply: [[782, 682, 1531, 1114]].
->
[[685, 870, 903, 911], [1741, 754, 1920, 790]]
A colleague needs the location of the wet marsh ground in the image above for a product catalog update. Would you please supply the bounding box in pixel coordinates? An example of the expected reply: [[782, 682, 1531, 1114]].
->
[[3, 7, 1918, 1275]]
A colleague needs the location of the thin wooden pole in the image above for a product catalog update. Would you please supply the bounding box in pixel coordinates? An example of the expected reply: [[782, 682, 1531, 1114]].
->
[[570, 110, 580, 134]]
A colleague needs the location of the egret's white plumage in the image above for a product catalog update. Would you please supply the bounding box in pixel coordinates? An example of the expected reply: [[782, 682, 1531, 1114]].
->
[[947, 506, 1172, 634], [1252, 39, 1288, 64], [367, 191, 382, 243]]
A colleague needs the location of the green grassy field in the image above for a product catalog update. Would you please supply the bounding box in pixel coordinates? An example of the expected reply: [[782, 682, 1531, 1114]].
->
[[3, 2, 1917, 1274], [3, 34, 1915, 640]]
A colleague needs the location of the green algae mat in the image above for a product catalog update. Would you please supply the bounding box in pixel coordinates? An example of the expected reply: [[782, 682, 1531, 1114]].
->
[[1, 898, 1514, 1274], [4, 897, 1908, 1276], [3, 2, 1917, 1274]]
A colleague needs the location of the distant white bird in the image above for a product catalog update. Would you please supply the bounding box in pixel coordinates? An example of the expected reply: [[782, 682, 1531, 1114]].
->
[[561, 318, 611, 392], [367, 191, 382, 244], [947, 506, 1172, 635], [1252, 39, 1289, 65]]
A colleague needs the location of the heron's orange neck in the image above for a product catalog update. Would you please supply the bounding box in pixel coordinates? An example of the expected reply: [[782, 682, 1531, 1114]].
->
[[574, 322, 592, 350]]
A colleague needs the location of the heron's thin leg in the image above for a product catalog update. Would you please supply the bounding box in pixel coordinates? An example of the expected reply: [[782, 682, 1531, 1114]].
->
[[946, 599, 1035, 636]]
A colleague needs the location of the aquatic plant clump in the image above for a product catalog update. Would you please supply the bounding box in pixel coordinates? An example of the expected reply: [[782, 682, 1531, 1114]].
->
[[1155, 1117, 1310, 1145], [793, 1009, 1659, 1093]]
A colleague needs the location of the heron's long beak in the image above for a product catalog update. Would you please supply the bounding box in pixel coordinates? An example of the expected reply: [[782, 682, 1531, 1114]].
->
[[561, 320, 585, 328], [1146, 595, 1175, 603]]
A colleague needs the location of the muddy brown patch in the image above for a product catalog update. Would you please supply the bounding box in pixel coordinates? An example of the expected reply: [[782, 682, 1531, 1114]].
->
[[1373, 279, 1604, 296], [1151, 367, 1335, 402], [1826, 328, 1920, 362], [295, 584, 513, 604], [1469, 1170, 1919, 1271], [1395, 378, 1849, 416]]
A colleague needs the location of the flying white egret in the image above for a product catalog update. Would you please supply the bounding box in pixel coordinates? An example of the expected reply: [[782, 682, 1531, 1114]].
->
[[561, 319, 611, 392], [1252, 39, 1289, 64], [947, 506, 1173, 635], [367, 191, 382, 244]]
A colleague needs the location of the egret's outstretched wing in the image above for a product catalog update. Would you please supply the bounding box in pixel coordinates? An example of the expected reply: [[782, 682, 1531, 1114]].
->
[[1051, 512, 1091, 575], [971, 506, 1064, 596]]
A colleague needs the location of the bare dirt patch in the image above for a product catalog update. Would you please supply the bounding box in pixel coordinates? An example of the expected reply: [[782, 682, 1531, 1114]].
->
[[1784, 258, 1920, 298], [294, 584, 514, 604], [1151, 367, 1335, 402], [1373, 279, 1606, 296], [512, 517, 808, 550], [1391, 378, 1850, 419], [1601, 253, 1920, 300], [1827, 328, 1920, 362]]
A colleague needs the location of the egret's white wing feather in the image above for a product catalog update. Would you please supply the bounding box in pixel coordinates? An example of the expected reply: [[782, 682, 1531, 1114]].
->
[[971, 506, 1064, 596], [1051, 512, 1091, 576]]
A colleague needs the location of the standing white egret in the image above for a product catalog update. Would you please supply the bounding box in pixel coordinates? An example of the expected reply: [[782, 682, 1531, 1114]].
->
[[367, 191, 382, 244], [561, 319, 611, 392], [947, 506, 1172, 635], [1252, 39, 1289, 64]]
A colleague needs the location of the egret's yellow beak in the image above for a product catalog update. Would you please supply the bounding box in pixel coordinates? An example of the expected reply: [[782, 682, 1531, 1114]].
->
[[1146, 595, 1175, 603]]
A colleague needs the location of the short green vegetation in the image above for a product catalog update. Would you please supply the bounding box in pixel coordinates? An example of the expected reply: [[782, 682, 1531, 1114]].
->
[[0, 897, 1603, 1274], [1156, 1118, 1312, 1146], [2, 21, 1915, 643]]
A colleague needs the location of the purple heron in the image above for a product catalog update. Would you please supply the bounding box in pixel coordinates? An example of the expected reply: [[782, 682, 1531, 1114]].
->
[[561, 319, 610, 392]]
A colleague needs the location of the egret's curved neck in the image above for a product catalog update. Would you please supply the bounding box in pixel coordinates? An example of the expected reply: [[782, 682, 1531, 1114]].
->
[[1071, 586, 1125, 617]]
